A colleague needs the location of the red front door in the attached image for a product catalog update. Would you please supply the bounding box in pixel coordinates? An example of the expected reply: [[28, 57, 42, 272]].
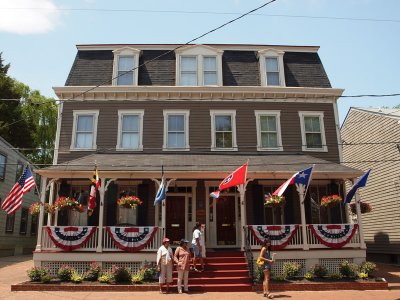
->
[[165, 196, 186, 245], [216, 196, 236, 246]]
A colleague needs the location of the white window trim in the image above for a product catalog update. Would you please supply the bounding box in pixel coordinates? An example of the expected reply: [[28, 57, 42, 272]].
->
[[112, 47, 141, 86], [210, 110, 237, 151], [258, 49, 285, 87], [163, 110, 190, 151], [298, 111, 328, 152], [254, 110, 283, 151], [70, 110, 99, 151], [116, 110, 144, 151], [175, 45, 223, 86]]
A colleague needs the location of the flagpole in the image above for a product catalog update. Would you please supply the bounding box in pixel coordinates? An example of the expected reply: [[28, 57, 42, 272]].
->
[[27, 164, 41, 200]]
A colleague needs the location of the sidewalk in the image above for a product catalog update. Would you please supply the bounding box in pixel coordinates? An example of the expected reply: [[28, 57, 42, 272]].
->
[[1, 255, 400, 300]]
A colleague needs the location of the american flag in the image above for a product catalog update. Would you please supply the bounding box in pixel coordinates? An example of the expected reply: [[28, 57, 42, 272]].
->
[[1, 166, 36, 215]]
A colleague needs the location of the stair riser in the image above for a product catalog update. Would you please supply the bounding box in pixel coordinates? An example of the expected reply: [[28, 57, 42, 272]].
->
[[205, 264, 248, 270], [189, 278, 251, 285], [188, 286, 252, 292], [201, 257, 246, 263], [206, 253, 244, 258], [175, 271, 249, 278]]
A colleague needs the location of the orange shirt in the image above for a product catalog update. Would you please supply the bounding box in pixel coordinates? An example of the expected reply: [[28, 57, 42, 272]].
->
[[174, 246, 190, 271]]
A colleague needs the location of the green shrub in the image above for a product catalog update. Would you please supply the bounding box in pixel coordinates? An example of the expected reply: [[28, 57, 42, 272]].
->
[[27, 267, 50, 282], [304, 272, 314, 281], [71, 271, 83, 283], [98, 272, 113, 284], [283, 262, 302, 279], [360, 261, 376, 275], [40, 274, 52, 283], [358, 272, 368, 280], [311, 264, 328, 278], [141, 261, 157, 281], [339, 261, 359, 278], [84, 262, 102, 281], [131, 270, 145, 284], [254, 266, 264, 283], [271, 275, 286, 281], [57, 265, 75, 281], [329, 273, 343, 280], [111, 265, 131, 283]]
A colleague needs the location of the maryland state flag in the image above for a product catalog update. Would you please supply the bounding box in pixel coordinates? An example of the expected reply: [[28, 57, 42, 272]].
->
[[88, 166, 100, 215], [210, 161, 248, 199]]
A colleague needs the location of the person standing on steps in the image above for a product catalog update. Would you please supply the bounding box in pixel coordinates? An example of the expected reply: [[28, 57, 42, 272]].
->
[[259, 238, 275, 298], [157, 237, 174, 294], [174, 239, 191, 293], [191, 222, 204, 272]]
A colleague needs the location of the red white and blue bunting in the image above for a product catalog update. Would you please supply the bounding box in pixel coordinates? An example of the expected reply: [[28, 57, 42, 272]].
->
[[249, 225, 299, 250], [308, 224, 359, 249], [46, 226, 96, 251], [106, 226, 158, 252]]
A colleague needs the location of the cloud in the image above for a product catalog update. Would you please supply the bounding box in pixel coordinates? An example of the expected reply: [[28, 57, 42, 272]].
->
[[0, 0, 59, 34]]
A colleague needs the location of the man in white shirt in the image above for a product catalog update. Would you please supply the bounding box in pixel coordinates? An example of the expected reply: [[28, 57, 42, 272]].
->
[[191, 222, 204, 271]]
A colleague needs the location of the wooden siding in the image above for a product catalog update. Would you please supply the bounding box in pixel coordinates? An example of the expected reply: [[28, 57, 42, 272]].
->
[[341, 109, 400, 255], [0, 139, 37, 256], [57, 101, 340, 164]]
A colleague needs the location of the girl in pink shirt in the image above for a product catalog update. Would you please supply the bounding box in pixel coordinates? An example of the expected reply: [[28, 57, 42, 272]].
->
[[174, 239, 191, 293]]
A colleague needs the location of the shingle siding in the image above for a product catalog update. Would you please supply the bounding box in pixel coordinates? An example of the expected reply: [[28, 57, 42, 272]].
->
[[222, 51, 260, 86], [138, 50, 176, 86]]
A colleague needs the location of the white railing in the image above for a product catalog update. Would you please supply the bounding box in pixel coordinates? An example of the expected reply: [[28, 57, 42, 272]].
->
[[40, 226, 163, 252], [245, 224, 362, 250]]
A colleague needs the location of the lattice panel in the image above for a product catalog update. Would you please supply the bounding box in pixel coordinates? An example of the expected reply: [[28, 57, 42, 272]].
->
[[103, 262, 142, 274], [319, 258, 354, 274], [41, 261, 91, 276], [253, 259, 306, 277]]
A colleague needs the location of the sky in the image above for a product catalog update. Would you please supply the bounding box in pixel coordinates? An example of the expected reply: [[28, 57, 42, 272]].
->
[[0, 0, 399, 123]]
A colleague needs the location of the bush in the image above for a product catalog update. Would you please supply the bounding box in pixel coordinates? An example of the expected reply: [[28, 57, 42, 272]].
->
[[360, 261, 376, 275], [84, 262, 102, 281], [358, 272, 368, 280], [329, 273, 343, 280], [339, 261, 359, 278], [304, 272, 314, 281], [71, 271, 83, 283], [98, 272, 113, 284], [27, 267, 50, 282], [57, 265, 75, 281], [141, 261, 157, 281], [131, 270, 145, 284], [111, 265, 131, 283], [283, 262, 302, 279], [41, 273, 52, 283], [311, 264, 327, 278], [271, 275, 286, 281], [254, 266, 264, 283]]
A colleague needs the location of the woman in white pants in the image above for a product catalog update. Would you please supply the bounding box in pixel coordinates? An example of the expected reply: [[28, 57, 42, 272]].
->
[[157, 237, 173, 293], [174, 239, 191, 293]]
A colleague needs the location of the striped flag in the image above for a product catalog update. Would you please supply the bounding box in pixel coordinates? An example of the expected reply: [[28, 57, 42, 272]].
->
[[272, 167, 313, 196], [88, 166, 100, 214], [1, 166, 36, 215]]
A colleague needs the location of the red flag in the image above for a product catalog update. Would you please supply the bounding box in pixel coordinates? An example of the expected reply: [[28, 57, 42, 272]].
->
[[88, 167, 100, 215], [210, 162, 248, 198]]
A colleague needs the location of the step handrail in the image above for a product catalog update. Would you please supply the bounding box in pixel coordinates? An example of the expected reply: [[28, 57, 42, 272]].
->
[[243, 226, 254, 282]]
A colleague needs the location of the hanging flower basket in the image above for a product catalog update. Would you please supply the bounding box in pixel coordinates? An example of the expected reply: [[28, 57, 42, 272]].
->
[[264, 194, 285, 207], [320, 194, 343, 207], [117, 196, 142, 209], [29, 202, 55, 216], [54, 197, 84, 213], [350, 201, 372, 214]]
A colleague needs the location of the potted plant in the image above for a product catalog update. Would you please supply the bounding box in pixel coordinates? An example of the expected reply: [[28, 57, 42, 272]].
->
[[264, 194, 285, 207], [54, 197, 85, 226], [350, 201, 372, 214], [117, 196, 142, 225], [117, 196, 142, 209], [320, 194, 343, 207], [29, 202, 54, 216]]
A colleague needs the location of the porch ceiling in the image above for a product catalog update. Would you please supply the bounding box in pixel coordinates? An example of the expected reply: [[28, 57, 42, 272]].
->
[[36, 153, 362, 180]]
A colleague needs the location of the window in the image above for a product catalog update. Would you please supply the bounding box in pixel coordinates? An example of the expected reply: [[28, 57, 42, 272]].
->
[[163, 110, 190, 150], [71, 110, 99, 150], [0, 153, 6, 180], [176, 45, 223, 86], [299, 111, 328, 152], [112, 47, 140, 86], [258, 49, 285, 87], [210, 110, 237, 151], [15, 161, 23, 181], [117, 110, 144, 150], [255, 111, 283, 151], [5, 214, 15, 233], [20, 208, 29, 234]]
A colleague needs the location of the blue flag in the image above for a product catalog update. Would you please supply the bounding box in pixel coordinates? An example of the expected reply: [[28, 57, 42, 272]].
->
[[154, 176, 166, 205], [344, 169, 371, 204]]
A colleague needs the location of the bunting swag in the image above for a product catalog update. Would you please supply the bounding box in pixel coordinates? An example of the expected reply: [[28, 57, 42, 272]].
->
[[107, 226, 158, 252], [46, 226, 97, 251], [308, 224, 359, 249], [249, 225, 299, 250]]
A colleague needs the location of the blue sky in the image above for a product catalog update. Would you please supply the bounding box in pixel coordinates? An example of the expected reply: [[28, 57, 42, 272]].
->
[[1, 0, 399, 123]]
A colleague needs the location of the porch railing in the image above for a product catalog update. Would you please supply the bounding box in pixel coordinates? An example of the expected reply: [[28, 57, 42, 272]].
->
[[40, 226, 163, 252], [244, 224, 361, 250]]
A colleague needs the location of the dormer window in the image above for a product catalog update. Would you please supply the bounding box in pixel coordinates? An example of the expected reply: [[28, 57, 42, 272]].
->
[[176, 45, 223, 86], [112, 47, 140, 86], [258, 49, 285, 87]]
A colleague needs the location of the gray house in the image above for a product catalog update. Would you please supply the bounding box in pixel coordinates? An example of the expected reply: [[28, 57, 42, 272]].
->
[[0, 136, 38, 257], [342, 107, 400, 263]]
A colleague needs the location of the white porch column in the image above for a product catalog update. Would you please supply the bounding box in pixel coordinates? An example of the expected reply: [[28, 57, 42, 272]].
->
[[296, 184, 309, 250], [96, 177, 106, 253], [54, 181, 60, 225], [35, 177, 48, 251], [354, 190, 367, 249], [238, 180, 252, 250], [46, 179, 59, 226]]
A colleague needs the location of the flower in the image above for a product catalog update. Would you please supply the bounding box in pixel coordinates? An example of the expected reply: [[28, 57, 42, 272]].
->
[[29, 202, 55, 215], [350, 201, 372, 214], [117, 196, 142, 209], [320, 194, 343, 207], [264, 194, 285, 207], [54, 197, 84, 212]]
